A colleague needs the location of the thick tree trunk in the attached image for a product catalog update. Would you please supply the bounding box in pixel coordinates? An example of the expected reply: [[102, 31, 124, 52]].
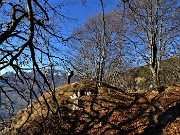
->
[[149, 64, 159, 88], [149, 0, 159, 88], [149, 41, 160, 87], [149, 33, 160, 88]]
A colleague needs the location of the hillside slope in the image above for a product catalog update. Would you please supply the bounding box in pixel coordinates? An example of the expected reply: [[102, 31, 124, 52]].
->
[[117, 57, 180, 90], [1, 81, 180, 135]]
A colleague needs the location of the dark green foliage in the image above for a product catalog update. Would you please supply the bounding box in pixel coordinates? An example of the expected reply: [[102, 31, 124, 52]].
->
[[121, 57, 180, 91], [159, 57, 180, 85]]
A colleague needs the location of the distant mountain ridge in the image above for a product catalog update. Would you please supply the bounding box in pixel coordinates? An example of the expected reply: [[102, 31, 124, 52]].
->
[[0, 69, 77, 120]]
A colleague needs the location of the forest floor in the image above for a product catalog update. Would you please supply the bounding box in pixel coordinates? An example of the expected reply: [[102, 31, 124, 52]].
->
[[1, 81, 180, 135]]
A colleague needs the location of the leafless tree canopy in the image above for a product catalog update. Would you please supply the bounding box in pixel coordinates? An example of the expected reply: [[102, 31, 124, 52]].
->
[[0, 0, 68, 121], [0, 0, 179, 134], [119, 0, 180, 86], [67, 0, 179, 88], [68, 11, 127, 83]]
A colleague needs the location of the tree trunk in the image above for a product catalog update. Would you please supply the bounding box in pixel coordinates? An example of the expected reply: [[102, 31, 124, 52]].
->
[[96, 57, 100, 81], [149, 0, 159, 88], [149, 64, 159, 88], [100, 55, 105, 82], [149, 33, 160, 88]]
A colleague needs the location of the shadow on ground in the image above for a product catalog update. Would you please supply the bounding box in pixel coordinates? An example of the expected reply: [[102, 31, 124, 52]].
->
[[2, 83, 180, 135]]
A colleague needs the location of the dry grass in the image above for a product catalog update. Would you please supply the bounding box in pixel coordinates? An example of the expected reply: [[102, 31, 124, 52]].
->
[[2, 81, 180, 135]]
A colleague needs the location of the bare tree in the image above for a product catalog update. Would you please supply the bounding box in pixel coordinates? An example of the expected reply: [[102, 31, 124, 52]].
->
[[68, 10, 125, 82], [120, 0, 180, 87], [0, 0, 69, 133]]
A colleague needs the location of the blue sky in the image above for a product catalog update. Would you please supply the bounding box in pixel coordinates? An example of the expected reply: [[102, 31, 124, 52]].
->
[[0, 0, 118, 74], [49, 0, 118, 70], [57, 0, 118, 37]]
